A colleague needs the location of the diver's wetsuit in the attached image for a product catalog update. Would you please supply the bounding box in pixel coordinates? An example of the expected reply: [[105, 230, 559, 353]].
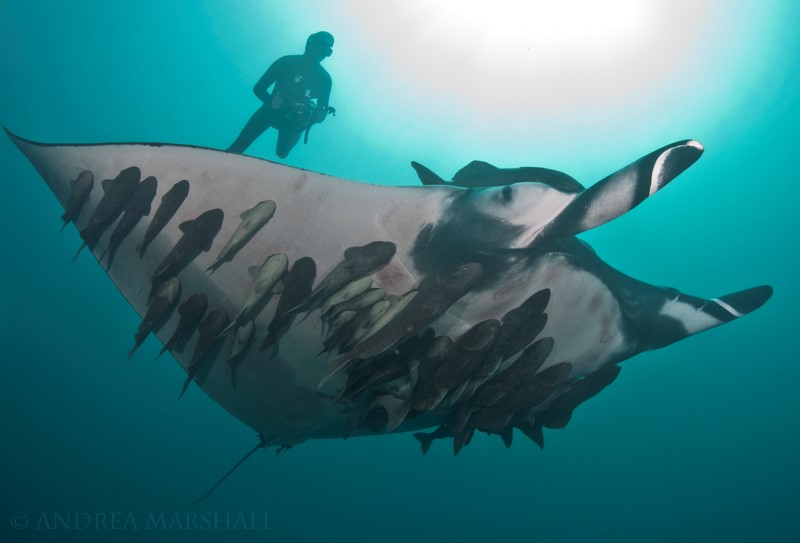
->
[[228, 55, 332, 158]]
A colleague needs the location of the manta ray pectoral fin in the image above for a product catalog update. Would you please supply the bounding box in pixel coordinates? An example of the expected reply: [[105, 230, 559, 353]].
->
[[694, 284, 772, 327], [644, 284, 773, 350], [714, 285, 774, 316], [538, 140, 704, 243]]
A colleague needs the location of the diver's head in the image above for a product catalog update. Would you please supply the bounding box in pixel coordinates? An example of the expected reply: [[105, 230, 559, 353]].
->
[[305, 31, 334, 61]]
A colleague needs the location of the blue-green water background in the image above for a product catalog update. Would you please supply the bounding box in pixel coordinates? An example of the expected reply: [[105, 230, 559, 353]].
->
[[1, 1, 798, 542]]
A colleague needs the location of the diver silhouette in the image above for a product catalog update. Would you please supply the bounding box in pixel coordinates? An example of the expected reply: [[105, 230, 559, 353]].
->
[[227, 31, 335, 158]]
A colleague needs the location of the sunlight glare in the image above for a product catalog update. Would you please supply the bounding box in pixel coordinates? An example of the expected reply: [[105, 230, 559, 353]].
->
[[344, 0, 711, 118]]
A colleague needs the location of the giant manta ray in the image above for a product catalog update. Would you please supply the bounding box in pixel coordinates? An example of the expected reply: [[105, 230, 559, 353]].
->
[[8, 130, 772, 461]]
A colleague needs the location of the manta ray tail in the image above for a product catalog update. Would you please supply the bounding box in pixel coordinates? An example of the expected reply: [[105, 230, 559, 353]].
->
[[193, 437, 266, 504]]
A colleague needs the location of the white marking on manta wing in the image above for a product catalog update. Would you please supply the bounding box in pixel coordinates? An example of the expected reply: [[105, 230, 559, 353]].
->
[[659, 298, 720, 335], [651, 148, 669, 196], [711, 298, 743, 318], [650, 140, 704, 195]]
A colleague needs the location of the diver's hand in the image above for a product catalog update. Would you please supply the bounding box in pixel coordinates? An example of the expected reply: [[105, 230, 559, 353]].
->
[[313, 106, 336, 124], [313, 108, 327, 124]]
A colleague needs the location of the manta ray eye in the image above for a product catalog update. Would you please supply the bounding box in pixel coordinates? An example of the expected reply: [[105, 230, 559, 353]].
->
[[501, 185, 513, 203]]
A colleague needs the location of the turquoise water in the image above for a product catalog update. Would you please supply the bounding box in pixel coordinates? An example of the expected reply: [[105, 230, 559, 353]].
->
[[1, 1, 798, 542]]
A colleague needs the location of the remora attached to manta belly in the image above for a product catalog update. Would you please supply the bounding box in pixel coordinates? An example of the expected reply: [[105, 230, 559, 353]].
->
[[102, 175, 158, 268], [60, 170, 94, 230], [74, 166, 141, 258], [181, 307, 230, 398], [159, 292, 208, 357], [260, 256, 316, 353], [219, 253, 289, 337], [307, 241, 397, 308], [151, 208, 224, 288], [207, 199, 277, 274], [321, 261, 486, 387], [7, 129, 773, 459], [129, 277, 181, 360], [138, 179, 190, 257]]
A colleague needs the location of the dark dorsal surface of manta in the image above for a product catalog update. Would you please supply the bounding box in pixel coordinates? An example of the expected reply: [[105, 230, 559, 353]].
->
[[7, 128, 772, 456], [411, 159, 584, 193]]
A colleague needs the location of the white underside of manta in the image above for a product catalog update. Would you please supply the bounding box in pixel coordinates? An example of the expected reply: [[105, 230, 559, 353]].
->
[[7, 129, 772, 453]]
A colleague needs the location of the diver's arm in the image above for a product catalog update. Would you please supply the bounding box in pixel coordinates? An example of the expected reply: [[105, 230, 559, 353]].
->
[[314, 74, 333, 123], [252, 59, 282, 103]]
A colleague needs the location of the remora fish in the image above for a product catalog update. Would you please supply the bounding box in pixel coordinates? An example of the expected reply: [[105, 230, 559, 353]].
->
[[227, 320, 256, 385], [219, 253, 288, 337], [410, 319, 501, 412], [138, 179, 190, 257], [128, 277, 181, 360], [322, 262, 485, 386], [180, 308, 230, 398], [159, 293, 208, 358], [60, 170, 94, 230], [450, 337, 554, 435], [325, 288, 386, 321], [308, 241, 396, 306], [8, 130, 773, 459], [207, 200, 277, 274], [476, 288, 551, 378], [74, 166, 141, 259], [320, 277, 373, 318], [101, 175, 158, 268], [151, 208, 224, 287], [260, 256, 316, 353]]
